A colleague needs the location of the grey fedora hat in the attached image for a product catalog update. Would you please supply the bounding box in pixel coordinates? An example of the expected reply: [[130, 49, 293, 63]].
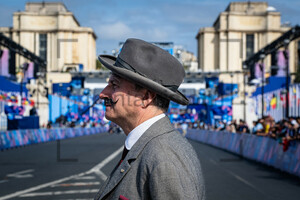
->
[[98, 38, 189, 105]]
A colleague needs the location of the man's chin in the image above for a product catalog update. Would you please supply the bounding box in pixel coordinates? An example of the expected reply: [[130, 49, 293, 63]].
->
[[105, 114, 117, 123]]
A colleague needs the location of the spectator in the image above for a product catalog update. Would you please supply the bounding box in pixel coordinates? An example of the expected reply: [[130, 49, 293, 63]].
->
[[215, 120, 225, 131], [237, 119, 249, 133], [46, 121, 52, 129], [181, 122, 188, 137], [29, 106, 38, 116], [255, 119, 265, 136], [231, 119, 238, 131], [252, 120, 257, 134]]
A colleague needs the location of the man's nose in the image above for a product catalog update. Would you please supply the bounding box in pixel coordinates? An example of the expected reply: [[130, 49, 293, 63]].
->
[[99, 86, 109, 99]]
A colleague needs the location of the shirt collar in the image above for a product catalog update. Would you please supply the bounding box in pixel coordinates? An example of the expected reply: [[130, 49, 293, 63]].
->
[[125, 113, 166, 150]]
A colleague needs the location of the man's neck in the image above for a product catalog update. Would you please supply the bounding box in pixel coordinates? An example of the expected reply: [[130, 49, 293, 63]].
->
[[122, 108, 164, 135]]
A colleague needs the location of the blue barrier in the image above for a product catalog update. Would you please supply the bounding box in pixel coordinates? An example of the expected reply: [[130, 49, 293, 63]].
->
[[7, 116, 40, 130], [0, 126, 108, 150], [186, 130, 300, 178]]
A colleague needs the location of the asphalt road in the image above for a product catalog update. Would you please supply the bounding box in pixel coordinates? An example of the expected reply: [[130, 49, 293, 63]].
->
[[0, 131, 299, 200], [189, 140, 300, 200]]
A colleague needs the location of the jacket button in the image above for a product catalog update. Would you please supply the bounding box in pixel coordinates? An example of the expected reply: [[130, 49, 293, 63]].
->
[[120, 169, 125, 173]]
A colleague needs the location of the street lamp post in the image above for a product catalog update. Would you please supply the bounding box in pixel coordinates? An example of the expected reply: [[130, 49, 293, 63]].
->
[[36, 72, 45, 112], [0, 49, 3, 76], [59, 83, 63, 118], [259, 54, 265, 118], [243, 72, 247, 121], [37, 77, 39, 109], [230, 73, 233, 103], [20, 63, 29, 106], [283, 39, 290, 119]]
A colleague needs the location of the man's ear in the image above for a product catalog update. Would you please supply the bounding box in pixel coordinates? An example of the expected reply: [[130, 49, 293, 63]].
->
[[142, 90, 156, 108]]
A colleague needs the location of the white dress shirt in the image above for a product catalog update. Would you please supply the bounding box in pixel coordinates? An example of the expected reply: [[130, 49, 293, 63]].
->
[[125, 113, 165, 150]]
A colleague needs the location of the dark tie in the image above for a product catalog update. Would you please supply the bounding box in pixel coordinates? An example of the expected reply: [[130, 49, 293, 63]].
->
[[118, 146, 129, 166]]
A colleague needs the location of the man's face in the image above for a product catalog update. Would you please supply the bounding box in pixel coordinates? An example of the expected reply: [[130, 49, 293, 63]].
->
[[99, 74, 143, 125]]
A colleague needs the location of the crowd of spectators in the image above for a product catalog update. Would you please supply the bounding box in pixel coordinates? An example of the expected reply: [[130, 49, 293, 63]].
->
[[182, 115, 300, 152], [251, 116, 300, 151]]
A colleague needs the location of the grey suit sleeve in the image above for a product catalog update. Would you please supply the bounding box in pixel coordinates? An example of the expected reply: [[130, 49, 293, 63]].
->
[[149, 161, 200, 200]]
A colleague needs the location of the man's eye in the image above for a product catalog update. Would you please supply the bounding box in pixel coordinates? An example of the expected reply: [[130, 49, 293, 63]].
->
[[112, 83, 117, 88]]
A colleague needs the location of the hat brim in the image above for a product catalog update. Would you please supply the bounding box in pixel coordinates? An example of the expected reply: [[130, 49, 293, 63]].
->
[[98, 55, 189, 105]]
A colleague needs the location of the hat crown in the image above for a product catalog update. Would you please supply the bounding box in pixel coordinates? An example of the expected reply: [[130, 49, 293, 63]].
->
[[97, 38, 189, 105], [118, 38, 185, 88]]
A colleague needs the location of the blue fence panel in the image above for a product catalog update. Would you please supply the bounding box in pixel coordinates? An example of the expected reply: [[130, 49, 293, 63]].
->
[[0, 126, 108, 151], [186, 129, 300, 178]]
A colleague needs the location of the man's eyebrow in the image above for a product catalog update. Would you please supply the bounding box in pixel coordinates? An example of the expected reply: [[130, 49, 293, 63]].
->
[[109, 76, 121, 84]]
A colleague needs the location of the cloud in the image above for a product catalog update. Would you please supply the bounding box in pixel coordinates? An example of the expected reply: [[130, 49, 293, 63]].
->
[[96, 21, 169, 42], [97, 22, 133, 40]]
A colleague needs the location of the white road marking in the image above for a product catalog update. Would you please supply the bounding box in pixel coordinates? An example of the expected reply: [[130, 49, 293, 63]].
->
[[209, 158, 218, 165], [0, 146, 123, 200], [51, 182, 100, 187], [87, 145, 124, 181], [87, 146, 123, 173], [74, 176, 96, 180], [227, 170, 256, 188], [20, 189, 99, 197], [0, 180, 8, 184], [6, 169, 34, 179], [225, 169, 271, 197], [94, 169, 108, 181]]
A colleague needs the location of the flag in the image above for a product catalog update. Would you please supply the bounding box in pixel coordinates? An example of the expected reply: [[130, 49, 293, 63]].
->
[[270, 95, 277, 109]]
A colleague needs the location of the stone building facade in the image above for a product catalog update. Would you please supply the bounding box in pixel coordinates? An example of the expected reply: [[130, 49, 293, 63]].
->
[[0, 2, 97, 127], [0, 2, 97, 73], [196, 1, 300, 123], [196, 2, 298, 75]]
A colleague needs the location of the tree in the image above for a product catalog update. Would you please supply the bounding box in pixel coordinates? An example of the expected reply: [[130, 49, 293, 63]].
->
[[96, 59, 109, 70]]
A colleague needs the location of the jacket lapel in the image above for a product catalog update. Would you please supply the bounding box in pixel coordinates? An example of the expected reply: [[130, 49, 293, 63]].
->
[[97, 116, 174, 199], [98, 160, 131, 199]]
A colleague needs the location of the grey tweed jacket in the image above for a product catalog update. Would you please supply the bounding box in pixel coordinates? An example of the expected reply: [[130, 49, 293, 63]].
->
[[94, 116, 205, 200]]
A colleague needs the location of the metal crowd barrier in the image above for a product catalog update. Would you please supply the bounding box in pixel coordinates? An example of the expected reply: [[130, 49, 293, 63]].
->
[[186, 129, 300, 178], [0, 126, 108, 150]]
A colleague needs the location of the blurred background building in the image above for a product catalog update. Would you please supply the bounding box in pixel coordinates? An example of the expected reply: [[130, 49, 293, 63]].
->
[[196, 1, 300, 124], [196, 1, 298, 74], [0, 1, 299, 130], [0, 2, 96, 126], [0, 2, 96, 79]]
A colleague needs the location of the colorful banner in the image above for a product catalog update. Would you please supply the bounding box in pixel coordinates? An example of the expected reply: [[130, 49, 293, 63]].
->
[[24, 62, 34, 81], [253, 84, 300, 121], [276, 50, 288, 77], [0, 49, 9, 77]]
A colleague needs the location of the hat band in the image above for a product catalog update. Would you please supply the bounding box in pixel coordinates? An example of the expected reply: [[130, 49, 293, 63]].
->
[[115, 57, 179, 92], [115, 57, 146, 77]]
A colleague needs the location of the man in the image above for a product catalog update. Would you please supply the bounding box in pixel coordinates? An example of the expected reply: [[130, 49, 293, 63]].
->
[[94, 38, 205, 200]]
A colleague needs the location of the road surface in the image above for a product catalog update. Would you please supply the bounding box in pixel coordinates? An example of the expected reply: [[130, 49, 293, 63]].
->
[[0, 131, 299, 200]]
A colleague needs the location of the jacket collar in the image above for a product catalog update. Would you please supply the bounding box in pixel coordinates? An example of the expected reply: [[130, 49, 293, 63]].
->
[[126, 116, 174, 160], [98, 116, 174, 199]]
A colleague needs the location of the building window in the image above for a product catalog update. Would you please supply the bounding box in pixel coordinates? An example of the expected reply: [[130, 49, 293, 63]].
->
[[246, 34, 254, 59], [39, 34, 47, 61]]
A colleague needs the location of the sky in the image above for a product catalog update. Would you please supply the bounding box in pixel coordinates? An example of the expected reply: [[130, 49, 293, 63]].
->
[[0, 0, 299, 56]]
